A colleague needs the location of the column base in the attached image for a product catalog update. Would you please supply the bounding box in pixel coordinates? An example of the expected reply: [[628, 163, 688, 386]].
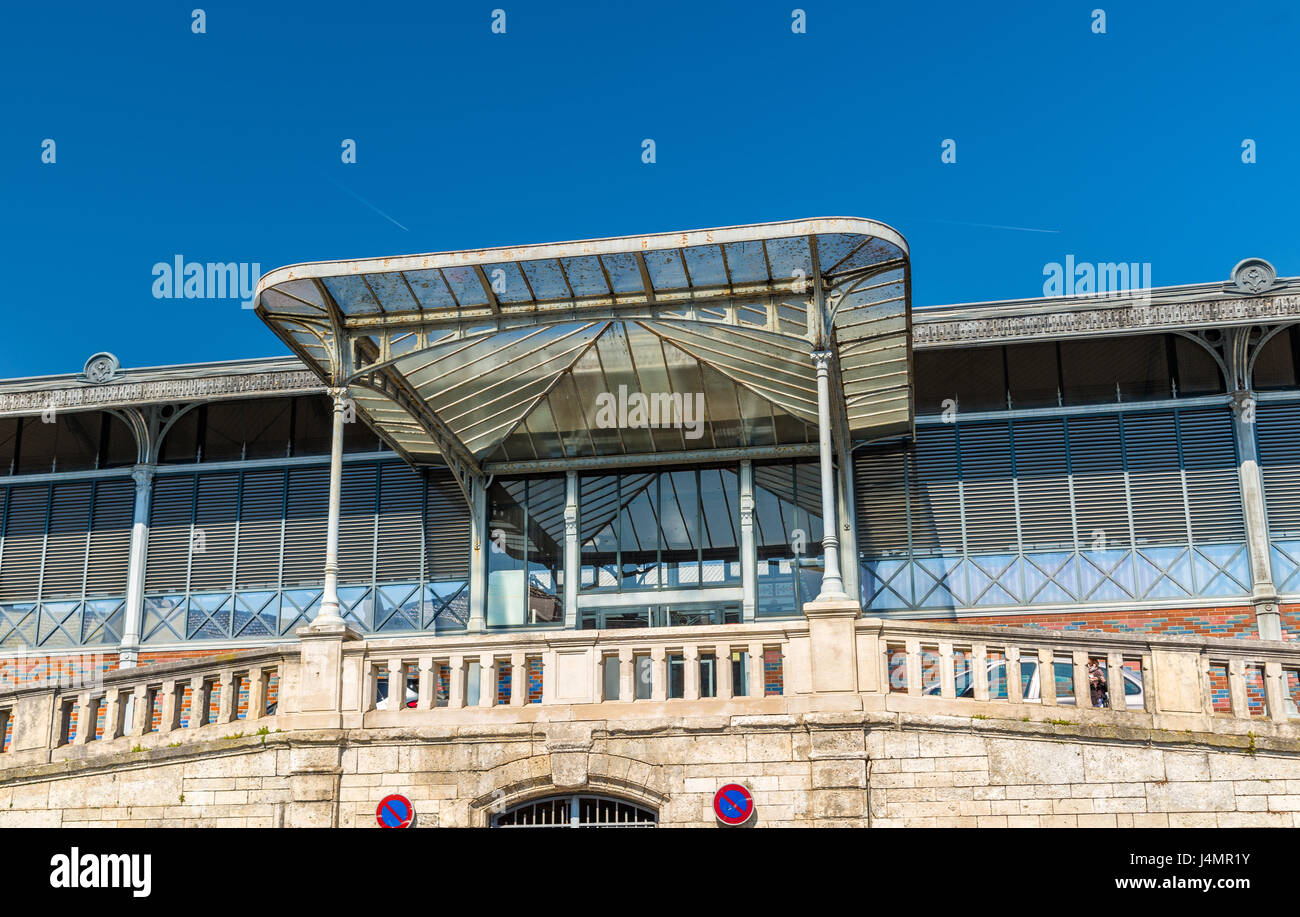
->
[[802, 598, 861, 694]]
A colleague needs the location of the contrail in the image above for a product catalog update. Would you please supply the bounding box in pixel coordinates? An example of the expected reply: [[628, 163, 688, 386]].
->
[[911, 218, 1060, 234], [326, 176, 409, 231]]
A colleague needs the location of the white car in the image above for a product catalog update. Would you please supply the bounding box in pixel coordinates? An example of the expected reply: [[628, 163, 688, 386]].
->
[[375, 678, 418, 710], [923, 658, 1145, 709]]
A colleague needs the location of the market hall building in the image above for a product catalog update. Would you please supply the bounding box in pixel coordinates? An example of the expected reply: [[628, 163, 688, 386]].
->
[[2, 218, 1300, 828]]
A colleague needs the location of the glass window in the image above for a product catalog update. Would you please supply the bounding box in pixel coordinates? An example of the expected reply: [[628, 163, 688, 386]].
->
[[1005, 342, 1060, 409], [579, 467, 739, 593], [1060, 335, 1170, 405], [486, 476, 565, 627], [0, 419, 16, 475], [754, 460, 824, 616], [1173, 337, 1224, 396], [8, 412, 136, 475], [1252, 329, 1297, 391]]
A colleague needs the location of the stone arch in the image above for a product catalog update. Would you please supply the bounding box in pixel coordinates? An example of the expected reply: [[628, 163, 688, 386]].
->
[[469, 751, 668, 827]]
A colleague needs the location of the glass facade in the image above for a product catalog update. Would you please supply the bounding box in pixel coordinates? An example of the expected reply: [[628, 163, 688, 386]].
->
[[578, 467, 740, 593], [485, 477, 565, 627], [754, 460, 823, 616]]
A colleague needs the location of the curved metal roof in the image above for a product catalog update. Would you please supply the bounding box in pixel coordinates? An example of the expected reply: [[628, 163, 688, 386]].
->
[[254, 218, 912, 494]]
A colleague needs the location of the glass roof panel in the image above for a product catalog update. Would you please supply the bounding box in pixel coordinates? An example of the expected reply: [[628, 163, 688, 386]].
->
[[520, 259, 571, 300], [600, 252, 644, 294], [814, 233, 868, 272], [560, 256, 610, 297], [763, 236, 813, 287], [723, 241, 770, 284], [482, 262, 532, 303], [403, 269, 457, 310], [364, 273, 419, 313], [442, 265, 488, 306], [322, 276, 381, 315], [642, 249, 688, 291], [682, 244, 728, 288], [832, 236, 905, 275]]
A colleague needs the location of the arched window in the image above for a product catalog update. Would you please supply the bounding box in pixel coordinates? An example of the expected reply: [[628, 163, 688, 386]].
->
[[492, 794, 657, 827]]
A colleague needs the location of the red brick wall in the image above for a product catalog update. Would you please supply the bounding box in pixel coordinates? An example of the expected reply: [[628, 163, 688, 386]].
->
[[918, 604, 1300, 641]]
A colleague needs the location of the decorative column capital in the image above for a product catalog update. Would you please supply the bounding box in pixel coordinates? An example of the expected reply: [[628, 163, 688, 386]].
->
[[811, 350, 833, 373], [327, 385, 350, 403], [130, 464, 156, 488]]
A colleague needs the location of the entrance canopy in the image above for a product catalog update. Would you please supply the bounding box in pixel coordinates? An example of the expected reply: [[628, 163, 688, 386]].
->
[[253, 218, 912, 493]]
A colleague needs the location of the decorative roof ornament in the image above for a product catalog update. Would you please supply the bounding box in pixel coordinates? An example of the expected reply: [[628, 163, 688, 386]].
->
[[81, 352, 122, 384], [1227, 258, 1282, 295]]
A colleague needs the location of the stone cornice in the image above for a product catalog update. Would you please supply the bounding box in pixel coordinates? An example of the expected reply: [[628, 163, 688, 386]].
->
[[914, 292, 1300, 348], [0, 369, 325, 417]]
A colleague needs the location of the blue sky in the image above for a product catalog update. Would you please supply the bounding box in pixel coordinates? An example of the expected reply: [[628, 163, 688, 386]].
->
[[1, 1, 1297, 378]]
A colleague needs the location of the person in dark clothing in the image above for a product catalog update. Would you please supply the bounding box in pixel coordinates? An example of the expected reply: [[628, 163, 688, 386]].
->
[[1087, 658, 1109, 707]]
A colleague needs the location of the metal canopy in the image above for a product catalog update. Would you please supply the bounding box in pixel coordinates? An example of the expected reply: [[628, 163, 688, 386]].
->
[[253, 217, 912, 494]]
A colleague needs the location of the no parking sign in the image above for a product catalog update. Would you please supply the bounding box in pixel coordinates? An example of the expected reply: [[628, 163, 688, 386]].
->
[[713, 784, 755, 826], [376, 794, 415, 828]]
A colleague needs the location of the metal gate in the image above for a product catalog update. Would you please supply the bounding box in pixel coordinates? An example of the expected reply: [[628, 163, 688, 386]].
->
[[492, 794, 657, 827]]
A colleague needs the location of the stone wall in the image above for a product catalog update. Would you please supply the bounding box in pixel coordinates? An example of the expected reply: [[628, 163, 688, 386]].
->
[[3, 711, 1299, 828]]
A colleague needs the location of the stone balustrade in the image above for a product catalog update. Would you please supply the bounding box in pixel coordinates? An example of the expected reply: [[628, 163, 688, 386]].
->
[[2, 615, 1299, 769]]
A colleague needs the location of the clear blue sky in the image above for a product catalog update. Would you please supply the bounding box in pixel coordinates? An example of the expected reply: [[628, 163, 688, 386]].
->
[[2, 1, 1297, 378]]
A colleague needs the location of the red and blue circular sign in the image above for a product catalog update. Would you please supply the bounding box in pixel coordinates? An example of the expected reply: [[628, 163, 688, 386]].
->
[[376, 793, 415, 828], [713, 784, 755, 826]]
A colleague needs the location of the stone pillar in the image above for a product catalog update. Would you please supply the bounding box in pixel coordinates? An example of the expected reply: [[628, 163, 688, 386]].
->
[[1233, 392, 1282, 640], [295, 620, 359, 729], [118, 464, 156, 668], [317, 387, 350, 627], [618, 648, 635, 702], [564, 470, 579, 629], [510, 651, 527, 707], [740, 460, 757, 622], [478, 653, 496, 708]]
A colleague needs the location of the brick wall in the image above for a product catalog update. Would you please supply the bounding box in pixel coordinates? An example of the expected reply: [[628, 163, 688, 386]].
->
[[921, 605, 1300, 640]]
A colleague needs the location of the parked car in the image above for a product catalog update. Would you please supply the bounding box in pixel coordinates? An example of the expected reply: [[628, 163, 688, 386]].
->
[[922, 658, 1145, 709], [375, 678, 418, 710]]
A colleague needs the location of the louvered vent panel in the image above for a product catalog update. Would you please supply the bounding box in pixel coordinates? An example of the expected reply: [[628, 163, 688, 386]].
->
[[188, 473, 238, 591], [958, 422, 1018, 554], [1257, 402, 1300, 539], [235, 469, 285, 589], [85, 479, 134, 596], [1010, 418, 1074, 551], [1178, 408, 1245, 544], [426, 470, 469, 579], [0, 486, 49, 601], [376, 463, 424, 581], [910, 425, 963, 555], [1121, 411, 1188, 546], [282, 466, 328, 587], [145, 475, 195, 592], [338, 464, 377, 583], [854, 441, 910, 555], [42, 482, 92, 599], [1066, 415, 1131, 548]]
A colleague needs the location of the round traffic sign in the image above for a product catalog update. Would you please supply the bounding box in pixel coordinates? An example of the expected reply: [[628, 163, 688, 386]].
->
[[712, 783, 755, 826], [376, 793, 415, 828]]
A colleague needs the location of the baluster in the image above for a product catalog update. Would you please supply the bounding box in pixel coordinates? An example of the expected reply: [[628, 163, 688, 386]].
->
[[619, 648, 635, 702], [905, 639, 922, 697], [1006, 648, 1023, 704], [217, 669, 237, 724], [510, 652, 526, 707], [1107, 653, 1127, 711], [651, 647, 668, 702], [448, 656, 465, 709], [972, 643, 989, 701], [73, 692, 94, 745], [246, 667, 267, 721], [129, 686, 150, 737], [1264, 661, 1287, 723], [1037, 649, 1057, 706], [939, 642, 955, 699], [748, 642, 765, 698], [417, 656, 435, 710], [386, 659, 407, 712], [479, 654, 497, 708], [715, 644, 733, 702], [1227, 658, 1248, 718], [1072, 651, 1090, 708], [683, 645, 700, 701], [102, 688, 124, 741]]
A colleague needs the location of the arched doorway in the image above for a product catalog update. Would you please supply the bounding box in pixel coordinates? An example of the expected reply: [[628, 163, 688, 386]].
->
[[492, 794, 657, 827]]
